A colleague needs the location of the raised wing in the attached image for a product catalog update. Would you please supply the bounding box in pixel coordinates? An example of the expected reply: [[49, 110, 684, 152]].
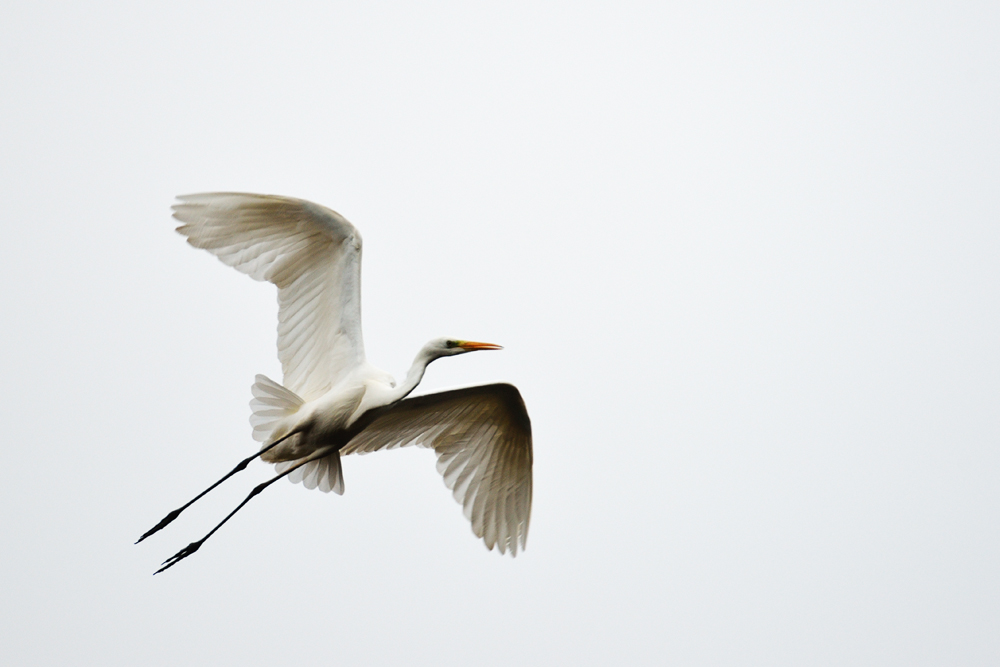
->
[[173, 193, 364, 400], [342, 384, 533, 556]]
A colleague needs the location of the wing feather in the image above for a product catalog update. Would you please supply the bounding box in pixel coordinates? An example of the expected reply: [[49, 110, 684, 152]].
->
[[173, 192, 364, 400], [341, 383, 533, 555]]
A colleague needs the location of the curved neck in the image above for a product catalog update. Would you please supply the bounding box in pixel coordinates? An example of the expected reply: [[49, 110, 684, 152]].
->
[[389, 345, 439, 403]]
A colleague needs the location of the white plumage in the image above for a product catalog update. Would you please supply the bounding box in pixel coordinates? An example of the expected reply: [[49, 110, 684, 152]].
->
[[141, 193, 532, 571], [175, 193, 365, 400]]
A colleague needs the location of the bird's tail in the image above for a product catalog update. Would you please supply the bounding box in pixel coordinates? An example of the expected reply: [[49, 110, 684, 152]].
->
[[249, 374, 304, 443], [250, 375, 345, 495], [276, 451, 345, 495]]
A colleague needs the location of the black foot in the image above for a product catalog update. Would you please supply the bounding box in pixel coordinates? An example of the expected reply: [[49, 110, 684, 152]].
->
[[136, 509, 184, 544], [154, 540, 204, 574]]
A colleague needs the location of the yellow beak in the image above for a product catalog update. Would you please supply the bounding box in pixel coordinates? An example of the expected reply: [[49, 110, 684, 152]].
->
[[457, 340, 503, 351]]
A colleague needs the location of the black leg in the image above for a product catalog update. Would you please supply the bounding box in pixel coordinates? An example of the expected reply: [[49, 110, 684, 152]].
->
[[136, 431, 299, 544], [153, 447, 334, 574]]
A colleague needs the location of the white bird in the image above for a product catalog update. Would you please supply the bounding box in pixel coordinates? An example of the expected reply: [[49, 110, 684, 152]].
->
[[138, 193, 532, 572]]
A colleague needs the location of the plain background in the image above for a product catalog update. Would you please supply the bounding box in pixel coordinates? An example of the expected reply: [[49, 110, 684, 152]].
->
[[1, 2, 998, 665]]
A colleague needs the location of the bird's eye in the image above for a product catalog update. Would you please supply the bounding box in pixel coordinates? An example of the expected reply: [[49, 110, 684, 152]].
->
[[446, 340, 459, 348]]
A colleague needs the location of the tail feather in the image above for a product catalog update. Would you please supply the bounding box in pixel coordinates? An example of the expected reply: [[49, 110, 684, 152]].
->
[[249, 374, 304, 443], [276, 452, 345, 495]]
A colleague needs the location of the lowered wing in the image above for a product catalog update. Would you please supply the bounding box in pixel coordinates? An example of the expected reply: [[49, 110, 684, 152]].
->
[[342, 383, 533, 556]]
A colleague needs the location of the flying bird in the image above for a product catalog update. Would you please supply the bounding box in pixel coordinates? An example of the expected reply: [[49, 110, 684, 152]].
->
[[138, 193, 532, 572]]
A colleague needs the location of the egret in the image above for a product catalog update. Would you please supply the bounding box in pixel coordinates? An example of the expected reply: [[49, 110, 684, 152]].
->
[[138, 193, 532, 573]]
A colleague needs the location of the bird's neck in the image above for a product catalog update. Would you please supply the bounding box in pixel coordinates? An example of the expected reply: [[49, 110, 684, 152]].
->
[[389, 347, 437, 403]]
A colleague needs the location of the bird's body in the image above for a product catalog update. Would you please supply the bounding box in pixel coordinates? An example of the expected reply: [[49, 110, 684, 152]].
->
[[258, 376, 366, 464], [139, 193, 532, 571]]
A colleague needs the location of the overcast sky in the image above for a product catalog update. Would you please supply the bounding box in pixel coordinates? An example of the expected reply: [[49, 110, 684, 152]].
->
[[2, 2, 998, 665]]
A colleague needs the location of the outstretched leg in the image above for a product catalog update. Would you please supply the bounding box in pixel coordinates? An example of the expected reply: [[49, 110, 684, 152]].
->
[[136, 431, 301, 544], [154, 446, 335, 574]]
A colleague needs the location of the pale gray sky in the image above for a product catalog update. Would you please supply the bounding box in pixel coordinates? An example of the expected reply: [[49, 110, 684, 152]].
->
[[2, 2, 998, 665]]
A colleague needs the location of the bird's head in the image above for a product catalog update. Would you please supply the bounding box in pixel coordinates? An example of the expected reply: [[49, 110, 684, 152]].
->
[[424, 337, 503, 360]]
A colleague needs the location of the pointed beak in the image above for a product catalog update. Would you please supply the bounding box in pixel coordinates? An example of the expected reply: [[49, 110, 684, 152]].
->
[[457, 340, 503, 351]]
